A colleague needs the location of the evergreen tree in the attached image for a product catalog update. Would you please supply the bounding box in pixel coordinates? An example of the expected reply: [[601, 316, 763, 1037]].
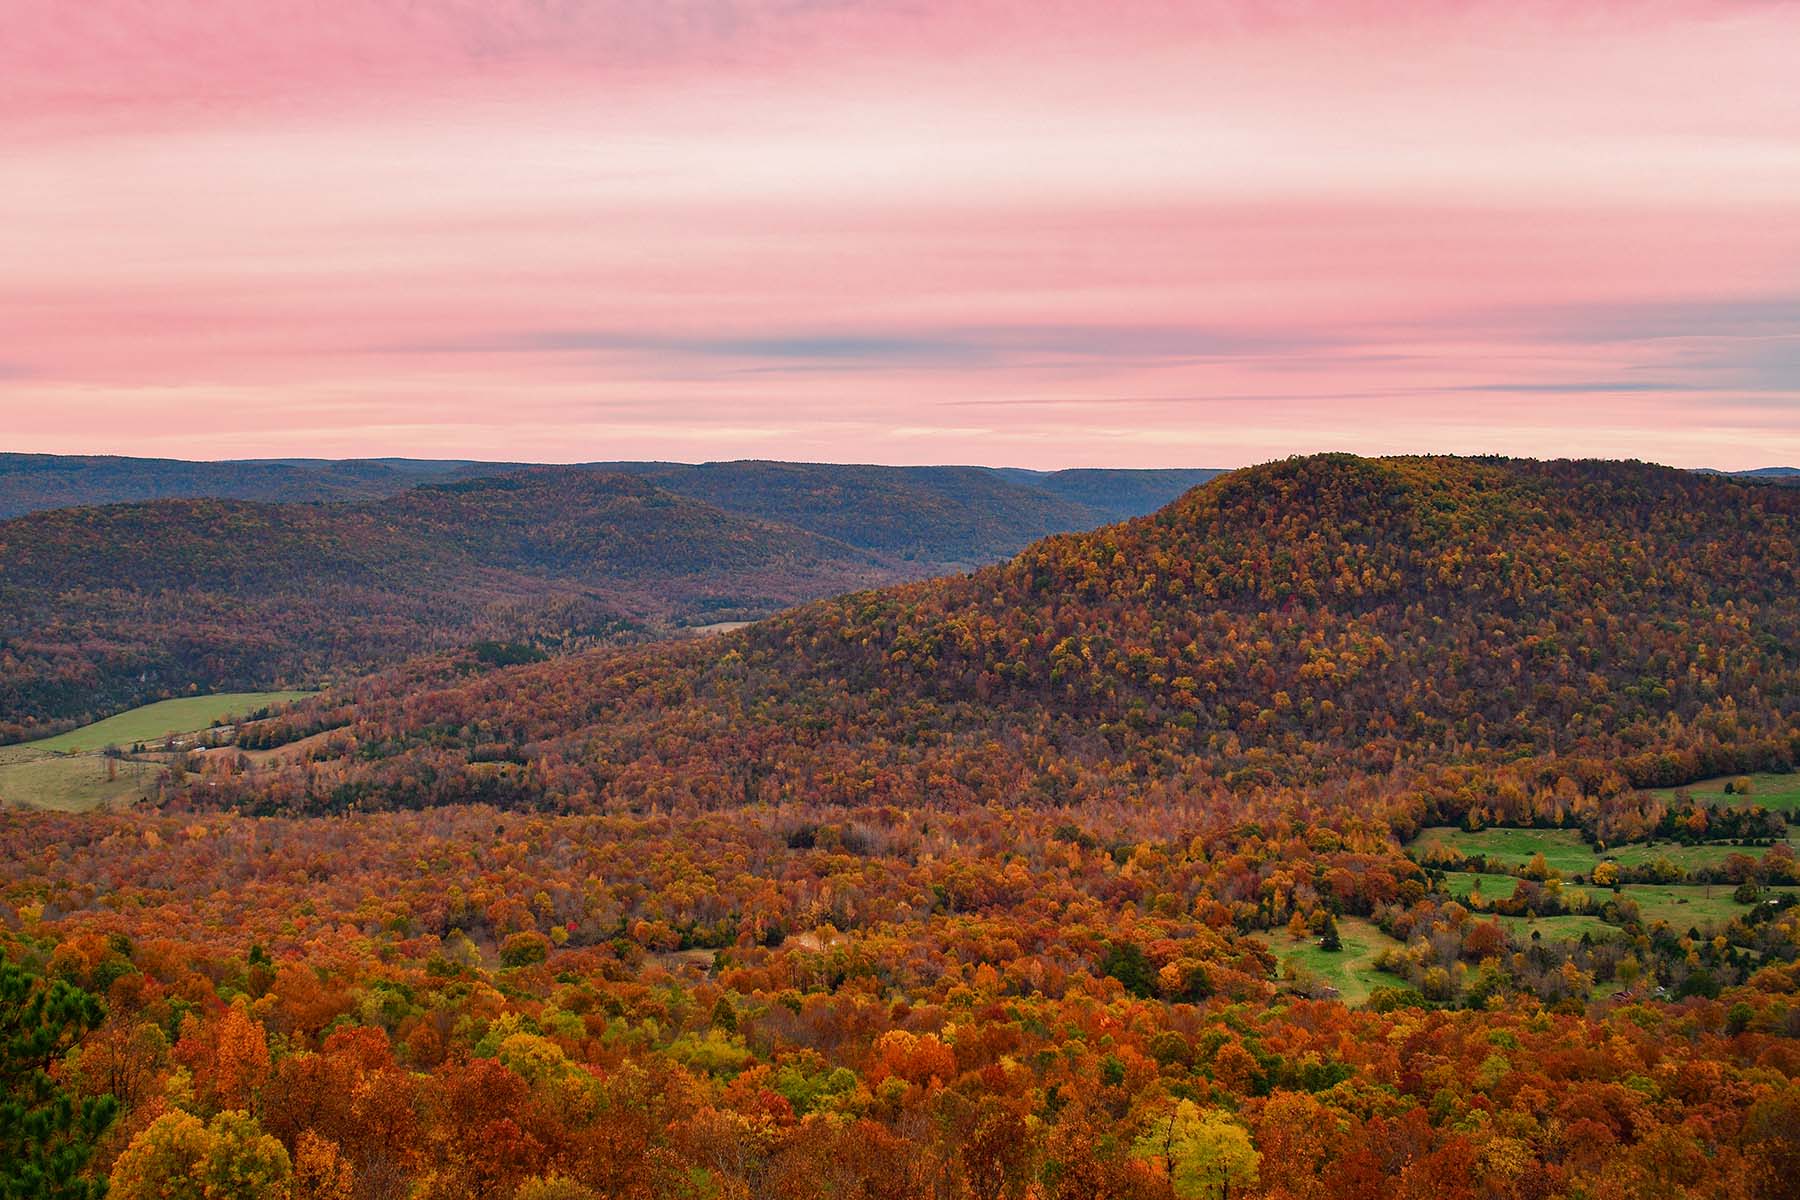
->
[[1, 953, 118, 1200], [1099, 940, 1156, 998]]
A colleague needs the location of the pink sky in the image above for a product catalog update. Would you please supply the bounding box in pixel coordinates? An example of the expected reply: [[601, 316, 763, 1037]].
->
[[3, 1, 1798, 469]]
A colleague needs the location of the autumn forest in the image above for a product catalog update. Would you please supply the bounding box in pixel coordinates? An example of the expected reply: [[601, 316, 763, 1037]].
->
[[4, 453, 1799, 1200]]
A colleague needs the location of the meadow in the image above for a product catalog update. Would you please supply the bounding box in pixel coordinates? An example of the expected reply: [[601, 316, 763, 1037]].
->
[[1260, 916, 1399, 1005], [1435, 868, 1798, 932], [1650, 771, 1800, 813], [1410, 824, 1795, 878], [0, 691, 313, 811], [1485, 912, 1617, 942], [16, 691, 314, 753]]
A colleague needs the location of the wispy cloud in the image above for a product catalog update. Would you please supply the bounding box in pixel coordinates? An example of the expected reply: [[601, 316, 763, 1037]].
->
[[381, 324, 1336, 368], [4, 2, 1800, 467], [450, 330, 993, 365], [1445, 381, 1696, 395], [1522, 296, 1800, 344]]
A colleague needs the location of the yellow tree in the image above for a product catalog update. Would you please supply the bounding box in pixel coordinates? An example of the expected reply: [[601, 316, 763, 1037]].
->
[[110, 1110, 292, 1200], [1133, 1100, 1260, 1200], [292, 1132, 354, 1200]]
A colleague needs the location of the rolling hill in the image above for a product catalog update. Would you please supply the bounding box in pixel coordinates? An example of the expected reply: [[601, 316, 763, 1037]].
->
[[605, 460, 1215, 565], [992, 465, 1228, 521], [0, 453, 506, 517], [208, 455, 1800, 821], [0, 469, 893, 740]]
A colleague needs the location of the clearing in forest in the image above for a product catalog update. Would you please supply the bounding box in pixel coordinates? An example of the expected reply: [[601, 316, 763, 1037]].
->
[[1411, 825, 1795, 878], [1261, 916, 1399, 1006], [0, 691, 314, 811], [1650, 772, 1800, 813], [1436, 870, 1797, 932]]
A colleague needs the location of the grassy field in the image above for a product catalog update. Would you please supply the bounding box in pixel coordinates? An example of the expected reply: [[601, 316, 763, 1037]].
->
[[1487, 912, 1615, 942], [0, 691, 314, 812], [1650, 772, 1800, 813], [1440, 871, 1530, 901], [1412, 827, 1602, 875], [15, 692, 314, 754], [1435, 869, 1799, 932], [1410, 825, 1794, 878], [1613, 882, 1799, 929], [0, 753, 167, 813], [1260, 916, 1399, 1006]]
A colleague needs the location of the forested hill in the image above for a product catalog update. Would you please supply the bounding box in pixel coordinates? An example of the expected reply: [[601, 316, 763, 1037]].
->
[[0, 455, 1222, 563], [215, 455, 1800, 823], [601, 461, 1213, 565], [992, 465, 1235, 521], [0, 470, 896, 741]]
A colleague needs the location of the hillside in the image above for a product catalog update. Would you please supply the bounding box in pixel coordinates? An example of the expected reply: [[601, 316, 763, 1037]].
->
[[993, 466, 1225, 521], [609, 460, 1140, 565], [0, 458, 1231, 740], [0, 470, 892, 740], [212, 455, 1800, 820]]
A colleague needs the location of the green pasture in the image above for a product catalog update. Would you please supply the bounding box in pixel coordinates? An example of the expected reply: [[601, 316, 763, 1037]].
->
[[0, 691, 313, 812], [1412, 827, 1601, 875], [0, 753, 165, 813], [1262, 917, 1399, 1007], [1608, 882, 1798, 930], [13, 692, 313, 754], [1434, 869, 1797, 933], [1411, 825, 1793, 880], [1486, 912, 1615, 943], [1650, 772, 1800, 814]]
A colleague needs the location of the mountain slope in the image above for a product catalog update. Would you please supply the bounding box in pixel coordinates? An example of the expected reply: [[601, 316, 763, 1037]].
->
[[0, 470, 890, 740], [993, 466, 1224, 522], [212, 455, 1800, 819], [609, 460, 1111, 565]]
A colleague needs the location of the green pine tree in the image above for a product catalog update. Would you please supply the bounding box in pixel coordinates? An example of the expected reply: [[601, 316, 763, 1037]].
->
[[1, 952, 119, 1200]]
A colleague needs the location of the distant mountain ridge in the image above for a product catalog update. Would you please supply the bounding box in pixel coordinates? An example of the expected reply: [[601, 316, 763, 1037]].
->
[[602, 461, 1221, 566], [0, 453, 1223, 534], [0, 453, 505, 516], [1694, 465, 1800, 481]]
